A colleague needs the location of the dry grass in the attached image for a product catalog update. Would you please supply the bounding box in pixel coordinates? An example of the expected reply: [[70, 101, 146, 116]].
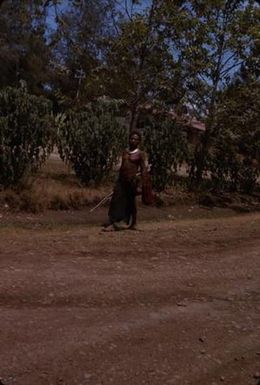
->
[[0, 156, 112, 213], [1, 155, 258, 213]]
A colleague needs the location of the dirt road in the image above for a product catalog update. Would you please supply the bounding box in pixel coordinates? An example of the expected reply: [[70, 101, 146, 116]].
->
[[0, 208, 259, 385]]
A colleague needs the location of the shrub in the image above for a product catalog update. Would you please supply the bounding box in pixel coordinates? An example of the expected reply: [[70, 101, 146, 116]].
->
[[58, 98, 127, 185], [144, 116, 189, 191], [0, 85, 53, 187], [209, 114, 259, 193], [208, 80, 260, 193]]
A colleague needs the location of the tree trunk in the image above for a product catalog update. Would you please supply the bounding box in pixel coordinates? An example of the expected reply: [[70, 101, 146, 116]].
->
[[129, 108, 139, 132]]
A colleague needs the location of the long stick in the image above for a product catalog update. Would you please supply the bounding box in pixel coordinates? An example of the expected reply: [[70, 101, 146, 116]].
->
[[89, 192, 113, 213]]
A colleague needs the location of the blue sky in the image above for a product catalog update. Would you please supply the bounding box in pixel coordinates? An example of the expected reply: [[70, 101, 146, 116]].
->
[[46, 0, 69, 32], [46, 0, 151, 31]]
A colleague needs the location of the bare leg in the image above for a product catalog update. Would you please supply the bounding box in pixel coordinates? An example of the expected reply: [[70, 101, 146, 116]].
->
[[102, 223, 119, 232]]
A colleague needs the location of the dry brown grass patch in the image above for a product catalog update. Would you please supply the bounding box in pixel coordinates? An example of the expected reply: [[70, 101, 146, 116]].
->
[[0, 156, 113, 213]]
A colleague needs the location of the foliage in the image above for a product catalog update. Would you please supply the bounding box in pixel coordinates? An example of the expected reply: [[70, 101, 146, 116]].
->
[[58, 98, 127, 185], [209, 133, 259, 193], [144, 115, 189, 192], [48, 0, 115, 103], [0, 0, 259, 195], [0, 85, 54, 187], [209, 78, 260, 193], [0, 0, 52, 94], [159, 0, 259, 182], [103, 4, 183, 130]]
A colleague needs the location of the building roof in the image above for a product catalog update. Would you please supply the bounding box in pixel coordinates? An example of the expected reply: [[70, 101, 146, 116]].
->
[[140, 103, 206, 132], [168, 109, 206, 132]]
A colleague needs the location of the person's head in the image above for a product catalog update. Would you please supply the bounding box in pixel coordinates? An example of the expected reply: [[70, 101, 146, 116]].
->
[[129, 130, 142, 150]]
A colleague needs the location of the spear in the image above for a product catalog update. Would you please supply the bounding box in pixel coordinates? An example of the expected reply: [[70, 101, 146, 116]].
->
[[89, 191, 113, 213]]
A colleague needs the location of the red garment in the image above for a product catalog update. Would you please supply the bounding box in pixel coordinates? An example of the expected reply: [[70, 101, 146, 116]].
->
[[142, 172, 155, 205]]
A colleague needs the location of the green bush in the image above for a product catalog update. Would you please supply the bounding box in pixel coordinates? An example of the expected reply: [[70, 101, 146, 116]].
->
[[0, 85, 54, 187], [58, 99, 127, 185], [208, 79, 260, 193], [209, 129, 259, 193], [144, 116, 189, 191]]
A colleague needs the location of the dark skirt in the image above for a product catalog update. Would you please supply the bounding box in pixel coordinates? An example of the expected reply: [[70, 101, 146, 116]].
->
[[108, 178, 137, 225]]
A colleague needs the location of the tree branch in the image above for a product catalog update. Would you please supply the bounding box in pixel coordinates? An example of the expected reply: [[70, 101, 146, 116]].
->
[[124, 0, 132, 20], [220, 60, 244, 75], [221, 52, 237, 71], [111, 10, 120, 35]]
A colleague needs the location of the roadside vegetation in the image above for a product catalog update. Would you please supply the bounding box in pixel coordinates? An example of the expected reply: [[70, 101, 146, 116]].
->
[[0, 0, 259, 212]]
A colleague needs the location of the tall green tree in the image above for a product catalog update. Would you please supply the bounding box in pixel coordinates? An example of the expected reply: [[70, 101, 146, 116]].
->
[[103, 0, 184, 130], [48, 0, 116, 104], [159, 0, 259, 183], [0, 0, 52, 94]]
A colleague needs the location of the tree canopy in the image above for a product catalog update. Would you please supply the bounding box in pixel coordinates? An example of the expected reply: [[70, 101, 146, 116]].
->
[[0, 0, 259, 190]]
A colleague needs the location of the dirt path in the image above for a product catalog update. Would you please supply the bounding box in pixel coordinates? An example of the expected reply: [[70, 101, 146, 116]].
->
[[0, 209, 259, 385]]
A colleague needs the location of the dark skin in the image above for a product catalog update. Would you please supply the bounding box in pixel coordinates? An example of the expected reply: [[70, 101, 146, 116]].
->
[[123, 133, 148, 230], [103, 133, 148, 231], [129, 133, 140, 151], [120, 135, 146, 185]]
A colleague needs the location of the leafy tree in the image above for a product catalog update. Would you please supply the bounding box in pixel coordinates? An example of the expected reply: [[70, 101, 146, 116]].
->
[[210, 76, 260, 192], [97, 0, 184, 131], [48, 0, 116, 104], [0, 85, 54, 187], [0, 0, 52, 94], [159, 0, 259, 183]]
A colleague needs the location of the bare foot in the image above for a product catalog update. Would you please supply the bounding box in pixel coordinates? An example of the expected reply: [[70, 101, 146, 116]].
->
[[127, 225, 142, 231], [102, 224, 117, 232]]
